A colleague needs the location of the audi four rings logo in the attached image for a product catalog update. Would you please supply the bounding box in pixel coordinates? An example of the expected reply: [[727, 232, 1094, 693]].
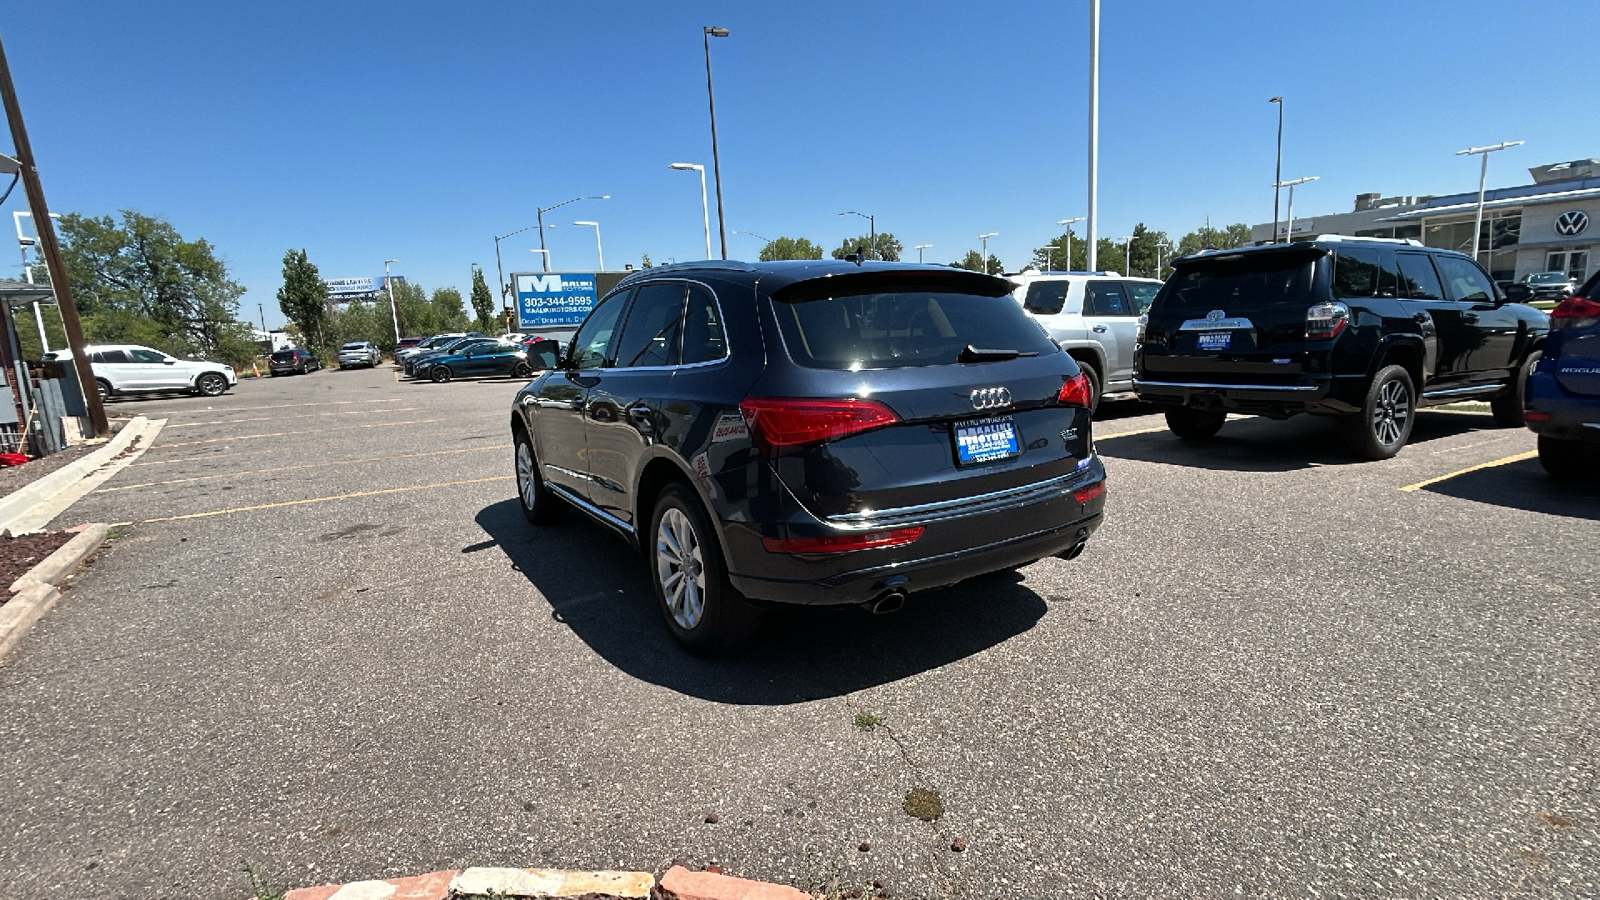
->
[[1555, 210, 1589, 237], [1206, 309, 1226, 322], [970, 387, 1012, 410]]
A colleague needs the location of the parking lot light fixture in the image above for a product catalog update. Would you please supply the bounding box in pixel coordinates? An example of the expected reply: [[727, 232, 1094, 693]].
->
[[529, 248, 552, 271], [573, 220, 603, 271], [1058, 217, 1085, 270], [384, 259, 400, 343], [704, 26, 731, 259], [914, 243, 932, 262], [978, 233, 998, 274], [1273, 176, 1319, 242], [1456, 141, 1523, 261], [536, 195, 608, 272], [839, 211, 875, 257], [1270, 97, 1284, 242], [670, 163, 712, 260], [1042, 243, 1061, 271]]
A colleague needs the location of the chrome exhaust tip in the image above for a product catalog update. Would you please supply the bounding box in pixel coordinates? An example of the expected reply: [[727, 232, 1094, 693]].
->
[[1058, 541, 1088, 561], [866, 589, 907, 614]]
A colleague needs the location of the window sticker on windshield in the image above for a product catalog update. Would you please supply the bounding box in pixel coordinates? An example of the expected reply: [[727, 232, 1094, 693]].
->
[[1197, 331, 1231, 350]]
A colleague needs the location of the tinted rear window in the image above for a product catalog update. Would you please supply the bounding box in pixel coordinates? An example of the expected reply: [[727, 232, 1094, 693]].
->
[[1023, 281, 1069, 315], [1161, 254, 1317, 309], [341, 343, 366, 350], [772, 287, 1056, 370], [271, 351, 296, 361]]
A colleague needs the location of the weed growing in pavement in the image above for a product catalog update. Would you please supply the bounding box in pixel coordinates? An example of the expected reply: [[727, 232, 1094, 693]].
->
[[107, 525, 131, 541], [903, 786, 944, 822], [241, 861, 284, 900], [853, 712, 884, 732]]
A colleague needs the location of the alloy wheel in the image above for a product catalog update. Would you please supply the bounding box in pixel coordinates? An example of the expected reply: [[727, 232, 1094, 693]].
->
[[516, 442, 537, 511], [655, 508, 705, 630], [1372, 379, 1410, 447]]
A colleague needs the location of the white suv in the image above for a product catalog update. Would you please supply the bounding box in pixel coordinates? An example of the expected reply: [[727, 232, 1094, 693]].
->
[[49, 343, 237, 400], [1010, 271, 1162, 410], [337, 341, 381, 368]]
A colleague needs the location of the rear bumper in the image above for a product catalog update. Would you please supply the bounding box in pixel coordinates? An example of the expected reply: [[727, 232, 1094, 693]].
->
[[1134, 374, 1365, 416], [1526, 374, 1600, 443], [725, 456, 1108, 606]]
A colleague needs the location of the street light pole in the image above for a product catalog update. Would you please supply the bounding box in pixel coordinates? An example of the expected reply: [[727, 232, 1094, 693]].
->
[[1456, 141, 1523, 261], [978, 232, 998, 274], [1043, 243, 1060, 271], [1058, 217, 1085, 271], [704, 26, 731, 259], [733, 230, 770, 259], [914, 243, 931, 263], [669, 163, 712, 260], [1274, 176, 1319, 242], [1086, 0, 1100, 272], [383, 259, 400, 344], [1156, 240, 1172, 278], [1123, 236, 1133, 274], [1270, 97, 1284, 242], [574, 221, 603, 271], [839, 210, 875, 258], [533, 195, 608, 272]]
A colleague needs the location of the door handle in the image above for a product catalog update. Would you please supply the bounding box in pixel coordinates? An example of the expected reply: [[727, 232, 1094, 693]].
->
[[1092, 325, 1109, 333], [627, 405, 654, 420]]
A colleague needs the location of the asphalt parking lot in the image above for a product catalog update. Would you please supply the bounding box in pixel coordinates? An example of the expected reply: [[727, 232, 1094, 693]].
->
[[1, 365, 1596, 898]]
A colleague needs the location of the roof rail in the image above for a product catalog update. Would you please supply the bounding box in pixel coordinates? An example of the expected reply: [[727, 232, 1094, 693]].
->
[[1312, 234, 1424, 246]]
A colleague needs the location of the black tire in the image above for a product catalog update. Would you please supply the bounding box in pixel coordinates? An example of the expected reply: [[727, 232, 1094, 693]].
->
[[1073, 358, 1102, 415], [513, 360, 534, 378], [1537, 435, 1590, 479], [513, 428, 565, 524], [648, 483, 764, 654], [429, 365, 452, 383], [1491, 351, 1539, 428], [195, 373, 228, 397], [1342, 364, 1416, 460], [95, 379, 112, 401], [1165, 406, 1226, 440]]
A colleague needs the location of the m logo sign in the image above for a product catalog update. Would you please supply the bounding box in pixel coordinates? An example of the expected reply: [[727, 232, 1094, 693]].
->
[[1555, 210, 1589, 237], [527, 274, 565, 292]]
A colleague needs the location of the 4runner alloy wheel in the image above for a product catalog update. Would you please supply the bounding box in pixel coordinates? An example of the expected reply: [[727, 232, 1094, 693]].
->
[[1344, 364, 1415, 460], [1165, 406, 1226, 440], [1490, 351, 1539, 428], [513, 431, 564, 524], [648, 483, 763, 654], [195, 373, 228, 396]]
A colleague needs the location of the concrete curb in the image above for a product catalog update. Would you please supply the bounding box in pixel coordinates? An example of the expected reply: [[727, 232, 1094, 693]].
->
[[9, 523, 110, 593], [275, 866, 816, 900], [0, 416, 159, 534], [0, 582, 61, 662]]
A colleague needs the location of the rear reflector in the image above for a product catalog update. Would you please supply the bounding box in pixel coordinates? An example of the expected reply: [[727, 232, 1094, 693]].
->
[[739, 397, 900, 449], [1551, 295, 1600, 331], [1524, 411, 1551, 423], [763, 526, 924, 554], [1073, 480, 1106, 503], [1058, 372, 1093, 407]]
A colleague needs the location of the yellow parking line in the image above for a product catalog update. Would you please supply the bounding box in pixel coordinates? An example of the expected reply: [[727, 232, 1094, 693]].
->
[[164, 407, 421, 428], [1398, 450, 1537, 492], [156, 418, 446, 448], [98, 444, 511, 493], [140, 475, 514, 523], [1095, 424, 1170, 440]]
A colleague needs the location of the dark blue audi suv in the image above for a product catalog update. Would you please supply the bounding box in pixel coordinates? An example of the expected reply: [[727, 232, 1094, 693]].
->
[[509, 260, 1107, 652]]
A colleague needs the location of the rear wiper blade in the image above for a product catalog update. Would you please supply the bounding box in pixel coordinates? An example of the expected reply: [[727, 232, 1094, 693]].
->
[[959, 345, 1037, 363]]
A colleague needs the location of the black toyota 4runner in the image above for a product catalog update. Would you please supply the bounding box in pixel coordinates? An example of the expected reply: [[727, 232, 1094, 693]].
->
[[1134, 237, 1548, 459]]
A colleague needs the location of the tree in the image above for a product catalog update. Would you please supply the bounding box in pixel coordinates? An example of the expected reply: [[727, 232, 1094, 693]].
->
[[951, 251, 1003, 275], [430, 287, 471, 333], [641, 253, 654, 269], [1174, 222, 1252, 260], [831, 232, 903, 262], [55, 210, 257, 366], [470, 267, 496, 332], [277, 249, 329, 350], [759, 236, 825, 261]]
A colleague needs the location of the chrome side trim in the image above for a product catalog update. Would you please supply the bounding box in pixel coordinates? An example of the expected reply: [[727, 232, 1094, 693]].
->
[[828, 465, 1098, 529], [1421, 384, 1502, 398], [1134, 379, 1320, 392], [545, 482, 636, 535], [544, 463, 595, 484]]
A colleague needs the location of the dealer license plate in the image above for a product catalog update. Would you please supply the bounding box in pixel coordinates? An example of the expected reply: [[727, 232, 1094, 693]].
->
[[1197, 331, 1232, 350], [954, 416, 1020, 466]]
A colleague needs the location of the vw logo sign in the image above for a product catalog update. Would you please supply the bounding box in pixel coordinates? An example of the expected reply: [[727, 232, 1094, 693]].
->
[[1206, 309, 1226, 322], [970, 386, 1012, 411], [1555, 210, 1589, 237]]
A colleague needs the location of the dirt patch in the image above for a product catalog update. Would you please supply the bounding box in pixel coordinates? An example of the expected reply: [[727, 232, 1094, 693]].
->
[[0, 530, 74, 603]]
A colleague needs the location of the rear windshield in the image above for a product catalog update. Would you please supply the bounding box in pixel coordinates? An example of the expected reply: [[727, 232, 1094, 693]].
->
[[341, 343, 366, 350], [1161, 254, 1317, 309], [771, 286, 1056, 370], [270, 351, 296, 361]]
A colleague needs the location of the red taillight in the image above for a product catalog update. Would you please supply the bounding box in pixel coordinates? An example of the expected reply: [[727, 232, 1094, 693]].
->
[[1306, 301, 1350, 340], [1551, 296, 1600, 331], [763, 526, 924, 554], [1073, 480, 1106, 503], [739, 397, 899, 450], [1057, 372, 1093, 407]]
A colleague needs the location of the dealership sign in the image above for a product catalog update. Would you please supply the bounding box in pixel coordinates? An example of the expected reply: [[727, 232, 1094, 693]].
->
[[325, 277, 379, 297], [1555, 210, 1589, 237], [516, 273, 597, 329]]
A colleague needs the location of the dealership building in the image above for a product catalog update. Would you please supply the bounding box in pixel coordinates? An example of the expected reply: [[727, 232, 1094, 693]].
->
[[1250, 158, 1598, 285]]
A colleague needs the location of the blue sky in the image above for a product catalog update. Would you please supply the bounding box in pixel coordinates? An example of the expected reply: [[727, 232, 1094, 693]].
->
[[4, 1, 1591, 328]]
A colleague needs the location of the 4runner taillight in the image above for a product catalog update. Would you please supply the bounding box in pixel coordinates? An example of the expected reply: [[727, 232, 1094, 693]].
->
[[1305, 301, 1350, 340], [1551, 295, 1600, 331], [739, 397, 900, 451]]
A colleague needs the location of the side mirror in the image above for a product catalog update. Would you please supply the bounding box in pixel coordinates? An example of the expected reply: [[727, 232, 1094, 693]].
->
[[163, 358, 177, 365], [528, 339, 562, 369]]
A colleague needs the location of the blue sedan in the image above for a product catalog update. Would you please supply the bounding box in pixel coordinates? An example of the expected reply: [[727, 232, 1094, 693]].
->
[[1526, 271, 1600, 478], [415, 341, 534, 383]]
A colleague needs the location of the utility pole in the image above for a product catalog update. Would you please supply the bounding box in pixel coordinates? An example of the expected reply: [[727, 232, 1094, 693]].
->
[[0, 33, 108, 436]]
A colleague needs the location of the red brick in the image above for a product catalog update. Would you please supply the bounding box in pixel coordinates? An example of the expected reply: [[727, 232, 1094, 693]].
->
[[388, 869, 459, 899], [659, 865, 810, 900]]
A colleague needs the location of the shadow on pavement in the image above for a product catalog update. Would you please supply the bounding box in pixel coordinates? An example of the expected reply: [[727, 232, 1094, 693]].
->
[[1420, 457, 1600, 521], [474, 499, 1048, 704], [1099, 411, 1499, 472]]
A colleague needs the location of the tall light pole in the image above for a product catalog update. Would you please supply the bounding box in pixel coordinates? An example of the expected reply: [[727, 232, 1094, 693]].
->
[[1058, 217, 1085, 271], [839, 210, 875, 258], [703, 26, 731, 259], [914, 243, 932, 263], [978, 232, 998, 274], [1270, 97, 1284, 242], [494, 223, 542, 308], [573, 221, 603, 271], [1457, 141, 1523, 261], [1042, 243, 1060, 271], [1086, 0, 1100, 271], [529, 248, 552, 270], [536, 195, 607, 272], [383, 259, 400, 343], [669, 162, 712, 260], [733, 230, 770, 259], [1274, 176, 1319, 242], [13, 209, 60, 350], [1156, 240, 1172, 278], [1121, 236, 1134, 274]]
